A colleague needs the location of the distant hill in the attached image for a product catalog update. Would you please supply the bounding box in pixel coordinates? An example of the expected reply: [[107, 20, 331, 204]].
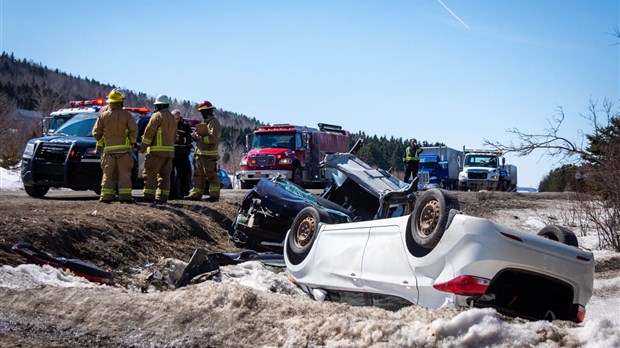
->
[[0, 52, 472, 178], [0, 52, 263, 128], [0, 52, 262, 171]]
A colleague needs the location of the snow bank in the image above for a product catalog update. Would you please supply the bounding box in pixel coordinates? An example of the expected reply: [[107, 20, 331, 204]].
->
[[0, 165, 21, 191]]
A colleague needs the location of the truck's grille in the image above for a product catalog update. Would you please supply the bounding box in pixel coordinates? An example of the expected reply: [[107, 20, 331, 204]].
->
[[250, 155, 275, 167], [468, 171, 487, 180], [418, 172, 429, 184], [35, 143, 71, 163]]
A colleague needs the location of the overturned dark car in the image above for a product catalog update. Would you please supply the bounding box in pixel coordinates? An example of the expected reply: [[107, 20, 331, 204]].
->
[[229, 141, 417, 251]]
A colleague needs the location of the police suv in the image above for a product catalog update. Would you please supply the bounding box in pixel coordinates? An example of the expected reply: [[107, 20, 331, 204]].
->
[[21, 100, 151, 198]]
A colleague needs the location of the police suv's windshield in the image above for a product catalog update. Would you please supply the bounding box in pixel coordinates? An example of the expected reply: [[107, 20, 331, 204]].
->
[[252, 133, 296, 149], [54, 114, 97, 137]]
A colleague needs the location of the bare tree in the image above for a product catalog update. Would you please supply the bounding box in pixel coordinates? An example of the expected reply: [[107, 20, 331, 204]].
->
[[0, 93, 38, 168], [483, 98, 616, 166]]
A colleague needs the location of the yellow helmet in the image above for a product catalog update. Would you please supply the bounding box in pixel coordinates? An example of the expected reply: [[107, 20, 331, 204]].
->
[[107, 89, 124, 103]]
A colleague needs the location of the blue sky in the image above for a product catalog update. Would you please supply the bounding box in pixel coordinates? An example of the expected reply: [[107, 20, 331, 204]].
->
[[2, 0, 618, 187]]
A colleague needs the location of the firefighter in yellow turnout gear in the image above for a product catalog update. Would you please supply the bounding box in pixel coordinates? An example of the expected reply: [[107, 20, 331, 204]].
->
[[186, 100, 221, 202], [140, 94, 178, 203], [92, 89, 138, 203]]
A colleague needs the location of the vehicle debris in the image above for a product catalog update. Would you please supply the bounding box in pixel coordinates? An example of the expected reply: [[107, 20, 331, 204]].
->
[[11, 242, 114, 285]]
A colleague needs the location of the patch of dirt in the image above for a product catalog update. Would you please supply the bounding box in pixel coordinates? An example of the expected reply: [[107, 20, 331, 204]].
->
[[0, 193, 241, 288]]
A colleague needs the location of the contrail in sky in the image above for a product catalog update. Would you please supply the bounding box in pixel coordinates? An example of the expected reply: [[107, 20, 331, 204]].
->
[[436, 0, 470, 30]]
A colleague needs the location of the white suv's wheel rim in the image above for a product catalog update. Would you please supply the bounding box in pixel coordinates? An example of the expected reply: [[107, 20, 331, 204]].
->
[[295, 216, 316, 247], [417, 200, 440, 237]]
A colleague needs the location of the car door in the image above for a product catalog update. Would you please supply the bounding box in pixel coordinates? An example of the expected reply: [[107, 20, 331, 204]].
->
[[361, 224, 419, 305], [311, 224, 369, 291]]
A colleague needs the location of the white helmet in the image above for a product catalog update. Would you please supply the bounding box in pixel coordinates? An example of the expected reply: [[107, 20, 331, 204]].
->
[[154, 94, 171, 105]]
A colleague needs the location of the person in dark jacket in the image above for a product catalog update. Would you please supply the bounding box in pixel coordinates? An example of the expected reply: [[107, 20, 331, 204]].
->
[[169, 109, 193, 199], [403, 138, 423, 188]]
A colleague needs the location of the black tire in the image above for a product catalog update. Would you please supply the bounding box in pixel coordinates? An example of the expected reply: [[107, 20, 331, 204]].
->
[[410, 188, 460, 250], [291, 166, 302, 186], [24, 184, 49, 198], [286, 207, 331, 265], [240, 180, 253, 189], [537, 225, 578, 247]]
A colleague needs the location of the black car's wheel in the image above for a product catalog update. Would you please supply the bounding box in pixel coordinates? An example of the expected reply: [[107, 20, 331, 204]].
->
[[291, 166, 303, 186], [24, 184, 49, 198], [286, 207, 331, 265], [537, 225, 579, 247], [410, 188, 460, 250]]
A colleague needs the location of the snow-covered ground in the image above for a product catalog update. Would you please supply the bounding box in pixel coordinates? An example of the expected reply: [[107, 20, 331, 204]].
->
[[1, 165, 619, 347], [0, 165, 22, 191]]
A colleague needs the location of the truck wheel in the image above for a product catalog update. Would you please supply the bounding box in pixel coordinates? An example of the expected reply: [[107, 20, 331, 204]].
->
[[240, 180, 253, 189], [410, 188, 460, 250], [24, 184, 49, 198], [537, 225, 578, 247], [291, 166, 302, 186], [286, 207, 331, 265]]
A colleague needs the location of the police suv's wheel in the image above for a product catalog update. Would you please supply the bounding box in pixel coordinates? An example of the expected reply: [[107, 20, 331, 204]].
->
[[286, 207, 331, 265], [24, 185, 49, 198], [410, 188, 460, 250], [537, 225, 578, 247]]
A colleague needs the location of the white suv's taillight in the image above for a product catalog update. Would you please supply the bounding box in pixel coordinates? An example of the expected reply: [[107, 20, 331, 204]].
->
[[433, 275, 490, 295], [576, 305, 586, 323]]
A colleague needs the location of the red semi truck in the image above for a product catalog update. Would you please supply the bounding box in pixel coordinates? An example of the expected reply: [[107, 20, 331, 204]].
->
[[235, 123, 349, 189]]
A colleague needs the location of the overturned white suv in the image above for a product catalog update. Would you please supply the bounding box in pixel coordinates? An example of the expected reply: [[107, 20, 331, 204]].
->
[[284, 188, 594, 323]]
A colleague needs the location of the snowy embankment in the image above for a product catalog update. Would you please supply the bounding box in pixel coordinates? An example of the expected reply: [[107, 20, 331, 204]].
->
[[0, 260, 619, 347], [1, 165, 619, 346]]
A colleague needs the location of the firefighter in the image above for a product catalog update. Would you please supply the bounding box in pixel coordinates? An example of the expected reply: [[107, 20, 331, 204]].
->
[[403, 138, 423, 188], [186, 100, 221, 202], [140, 94, 177, 203], [92, 89, 138, 203], [169, 109, 193, 199]]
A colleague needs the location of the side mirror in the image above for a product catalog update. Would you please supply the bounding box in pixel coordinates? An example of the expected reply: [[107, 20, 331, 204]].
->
[[303, 133, 311, 149], [245, 134, 253, 152]]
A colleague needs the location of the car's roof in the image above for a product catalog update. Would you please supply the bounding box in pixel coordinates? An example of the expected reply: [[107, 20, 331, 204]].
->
[[323, 153, 401, 197]]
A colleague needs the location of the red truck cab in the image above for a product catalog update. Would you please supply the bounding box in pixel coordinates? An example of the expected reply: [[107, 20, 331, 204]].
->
[[235, 123, 349, 189]]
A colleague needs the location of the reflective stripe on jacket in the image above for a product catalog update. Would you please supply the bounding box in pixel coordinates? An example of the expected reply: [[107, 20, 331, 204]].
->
[[92, 104, 138, 154], [403, 146, 423, 162], [142, 109, 177, 158], [195, 116, 221, 158]]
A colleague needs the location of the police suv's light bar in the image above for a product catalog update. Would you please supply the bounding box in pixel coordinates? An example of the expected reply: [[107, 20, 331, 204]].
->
[[69, 99, 104, 107], [124, 107, 151, 115]]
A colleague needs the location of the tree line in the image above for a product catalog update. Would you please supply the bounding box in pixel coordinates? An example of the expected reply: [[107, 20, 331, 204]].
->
[[0, 52, 262, 171], [0, 51, 446, 174]]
